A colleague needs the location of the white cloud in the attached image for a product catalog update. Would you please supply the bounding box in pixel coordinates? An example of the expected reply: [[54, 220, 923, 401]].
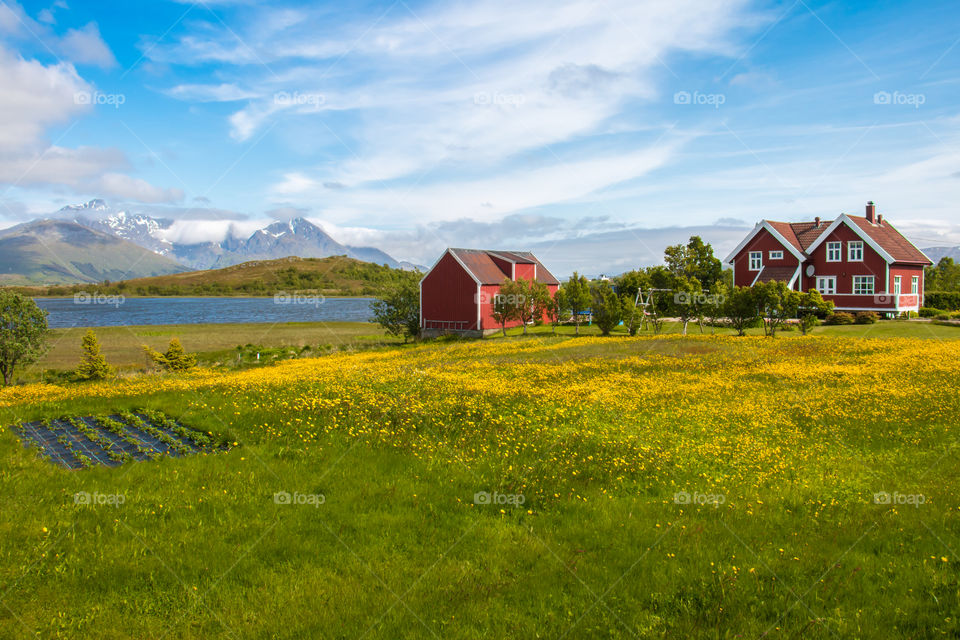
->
[[96, 174, 184, 203], [59, 22, 116, 69], [166, 82, 260, 102]]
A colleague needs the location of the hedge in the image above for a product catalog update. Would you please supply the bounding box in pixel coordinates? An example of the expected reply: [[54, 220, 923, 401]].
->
[[924, 291, 960, 311]]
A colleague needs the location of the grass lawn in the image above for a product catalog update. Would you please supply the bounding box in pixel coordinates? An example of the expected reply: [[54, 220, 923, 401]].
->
[[1, 333, 958, 638], [27, 321, 398, 382]]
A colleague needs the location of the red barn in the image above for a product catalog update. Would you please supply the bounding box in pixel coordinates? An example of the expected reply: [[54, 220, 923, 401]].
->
[[725, 202, 932, 314], [420, 249, 560, 337]]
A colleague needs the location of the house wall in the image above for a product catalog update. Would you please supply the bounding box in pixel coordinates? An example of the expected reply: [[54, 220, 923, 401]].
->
[[731, 228, 799, 287], [799, 223, 888, 295], [420, 252, 479, 331], [478, 283, 561, 330], [888, 263, 926, 309], [488, 255, 514, 279]]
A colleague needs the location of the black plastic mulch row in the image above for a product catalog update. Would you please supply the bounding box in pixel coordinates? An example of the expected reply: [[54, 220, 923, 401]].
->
[[14, 414, 215, 470]]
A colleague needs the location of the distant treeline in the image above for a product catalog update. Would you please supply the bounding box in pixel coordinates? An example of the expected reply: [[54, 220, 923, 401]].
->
[[8, 262, 422, 298]]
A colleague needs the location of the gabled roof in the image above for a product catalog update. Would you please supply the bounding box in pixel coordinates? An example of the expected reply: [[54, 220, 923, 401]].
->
[[726, 213, 931, 265], [439, 248, 560, 285]]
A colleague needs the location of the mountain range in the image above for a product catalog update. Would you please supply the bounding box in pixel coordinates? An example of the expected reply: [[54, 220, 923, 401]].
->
[[0, 200, 420, 285], [922, 246, 960, 263]]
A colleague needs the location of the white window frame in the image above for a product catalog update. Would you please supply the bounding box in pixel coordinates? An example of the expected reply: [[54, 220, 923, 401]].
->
[[852, 275, 874, 295], [816, 276, 836, 295], [848, 241, 864, 262], [768, 250, 783, 260], [748, 251, 762, 271], [893, 276, 901, 295], [911, 276, 919, 294], [826, 242, 842, 262]]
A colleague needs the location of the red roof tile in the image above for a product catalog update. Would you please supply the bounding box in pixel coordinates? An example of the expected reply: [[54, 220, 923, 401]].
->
[[755, 266, 798, 284], [760, 215, 929, 264]]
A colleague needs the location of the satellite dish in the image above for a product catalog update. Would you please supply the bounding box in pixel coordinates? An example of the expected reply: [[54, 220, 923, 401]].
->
[[805, 265, 815, 277]]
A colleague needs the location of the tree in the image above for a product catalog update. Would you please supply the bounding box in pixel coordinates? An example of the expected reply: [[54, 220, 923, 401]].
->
[[563, 272, 592, 336], [491, 279, 520, 336], [546, 289, 562, 334], [0, 291, 49, 386], [370, 277, 421, 342], [671, 275, 703, 335], [509, 278, 549, 335], [143, 338, 197, 372], [75, 329, 112, 380], [620, 294, 641, 336], [925, 257, 960, 292], [664, 236, 723, 288], [591, 281, 622, 336], [723, 286, 760, 336], [754, 281, 800, 337], [797, 289, 834, 335]]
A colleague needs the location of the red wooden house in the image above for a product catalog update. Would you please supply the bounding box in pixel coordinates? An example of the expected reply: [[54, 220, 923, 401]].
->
[[420, 249, 560, 337], [725, 202, 932, 314]]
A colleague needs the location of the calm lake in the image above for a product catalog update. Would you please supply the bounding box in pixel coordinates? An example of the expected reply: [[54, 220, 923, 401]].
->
[[35, 296, 376, 328]]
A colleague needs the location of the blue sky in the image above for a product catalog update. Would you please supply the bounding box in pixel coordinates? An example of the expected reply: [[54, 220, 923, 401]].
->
[[1, 0, 958, 272]]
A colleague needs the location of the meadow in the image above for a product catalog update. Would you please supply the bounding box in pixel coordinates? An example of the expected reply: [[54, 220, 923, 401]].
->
[[1, 332, 958, 638]]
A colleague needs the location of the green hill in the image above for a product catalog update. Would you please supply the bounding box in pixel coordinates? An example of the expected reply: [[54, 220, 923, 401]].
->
[[0, 220, 186, 285], [10, 255, 420, 297]]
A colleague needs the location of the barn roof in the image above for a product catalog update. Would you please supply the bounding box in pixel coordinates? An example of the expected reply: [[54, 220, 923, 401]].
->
[[447, 248, 560, 285]]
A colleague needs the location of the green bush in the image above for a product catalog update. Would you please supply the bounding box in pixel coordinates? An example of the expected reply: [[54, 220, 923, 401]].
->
[[824, 312, 855, 325], [919, 307, 943, 318], [854, 311, 879, 324], [924, 292, 960, 311]]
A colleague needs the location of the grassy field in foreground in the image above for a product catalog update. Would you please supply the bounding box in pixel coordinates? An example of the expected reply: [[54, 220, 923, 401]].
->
[[1, 334, 959, 638]]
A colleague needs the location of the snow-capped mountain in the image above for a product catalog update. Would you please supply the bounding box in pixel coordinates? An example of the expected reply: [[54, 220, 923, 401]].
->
[[60, 200, 416, 271]]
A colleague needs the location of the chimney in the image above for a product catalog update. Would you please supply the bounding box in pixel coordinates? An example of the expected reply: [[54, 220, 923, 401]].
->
[[877, 214, 883, 225], [866, 201, 876, 223], [814, 216, 821, 228]]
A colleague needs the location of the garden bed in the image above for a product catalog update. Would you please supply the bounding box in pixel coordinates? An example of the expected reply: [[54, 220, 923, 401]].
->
[[12, 410, 227, 469]]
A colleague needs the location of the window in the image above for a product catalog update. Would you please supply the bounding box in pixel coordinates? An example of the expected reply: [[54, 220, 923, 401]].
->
[[816, 276, 836, 295], [911, 276, 919, 294], [826, 242, 842, 262], [769, 250, 783, 260], [853, 275, 874, 295], [748, 251, 762, 271], [848, 241, 864, 261], [893, 276, 901, 295]]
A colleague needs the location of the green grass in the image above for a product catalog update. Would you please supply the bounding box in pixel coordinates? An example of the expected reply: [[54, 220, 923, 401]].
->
[[25, 321, 398, 383], [1, 332, 958, 638]]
